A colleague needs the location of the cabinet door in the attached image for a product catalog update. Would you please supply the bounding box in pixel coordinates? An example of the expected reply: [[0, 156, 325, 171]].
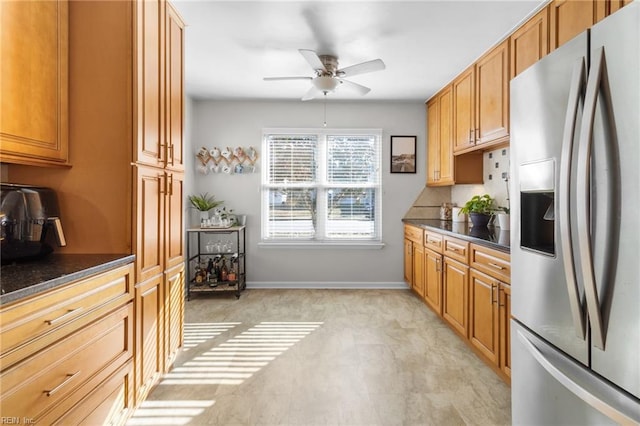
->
[[135, 0, 165, 167], [404, 239, 413, 285], [442, 257, 469, 338], [424, 249, 443, 315], [135, 165, 165, 282], [550, 0, 594, 50], [165, 3, 184, 171], [165, 172, 184, 269], [475, 39, 510, 146], [510, 7, 550, 79], [412, 243, 425, 298], [0, 0, 69, 165], [452, 66, 475, 153], [426, 98, 439, 185], [469, 269, 499, 365], [437, 86, 454, 184], [164, 263, 184, 372], [135, 274, 163, 404], [499, 283, 511, 379]]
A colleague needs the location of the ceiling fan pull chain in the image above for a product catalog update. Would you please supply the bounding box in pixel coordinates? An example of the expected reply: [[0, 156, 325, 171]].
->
[[323, 94, 328, 127]]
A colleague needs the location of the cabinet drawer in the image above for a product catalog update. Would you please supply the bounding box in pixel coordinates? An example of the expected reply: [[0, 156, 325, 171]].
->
[[424, 230, 443, 253], [443, 236, 469, 263], [404, 225, 423, 245], [470, 244, 511, 284], [0, 302, 133, 421], [0, 264, 133, 368]]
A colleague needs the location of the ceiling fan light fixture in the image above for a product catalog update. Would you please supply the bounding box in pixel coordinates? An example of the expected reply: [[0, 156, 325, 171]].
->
[[312, 76, 339, 93]]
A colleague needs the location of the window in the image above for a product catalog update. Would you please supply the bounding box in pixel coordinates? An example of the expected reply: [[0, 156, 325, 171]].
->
[[261, 128, 382, 246]]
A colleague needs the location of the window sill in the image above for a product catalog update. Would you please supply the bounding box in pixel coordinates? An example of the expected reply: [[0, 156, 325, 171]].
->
[[258, 241, 385, 250]]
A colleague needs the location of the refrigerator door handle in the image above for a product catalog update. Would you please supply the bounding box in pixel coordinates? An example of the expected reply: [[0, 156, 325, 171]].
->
[[516, 329, 640, 424], [577, 47, 610, 350], [559, 57, 587, 339]]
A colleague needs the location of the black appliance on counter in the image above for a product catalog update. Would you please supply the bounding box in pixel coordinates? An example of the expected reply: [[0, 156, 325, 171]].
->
[[1, 184, 67, 263]]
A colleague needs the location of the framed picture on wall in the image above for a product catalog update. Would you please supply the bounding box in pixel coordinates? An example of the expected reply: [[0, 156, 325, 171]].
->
[[390, 135, 416, 173]]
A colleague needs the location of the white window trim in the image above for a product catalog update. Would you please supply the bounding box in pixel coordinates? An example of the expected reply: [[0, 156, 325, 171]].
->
[[260, 128, 383, 248]]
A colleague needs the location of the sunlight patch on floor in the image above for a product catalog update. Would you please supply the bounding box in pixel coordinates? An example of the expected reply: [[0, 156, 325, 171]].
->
[[182, 322, 240, 350], [159, 322, 323, 386], [126, 400, 215, 425]]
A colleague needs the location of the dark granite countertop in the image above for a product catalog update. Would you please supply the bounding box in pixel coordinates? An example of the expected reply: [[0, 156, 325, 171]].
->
[[403, 219, 510, 253], [0, 253, 135, 305]]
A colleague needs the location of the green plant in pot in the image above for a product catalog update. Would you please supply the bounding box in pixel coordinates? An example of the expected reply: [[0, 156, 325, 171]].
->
[[460, 194, 496, 228], [188, 193, 223, 223]]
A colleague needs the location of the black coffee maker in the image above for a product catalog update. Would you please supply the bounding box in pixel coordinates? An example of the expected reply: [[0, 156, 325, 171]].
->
[[1, 184, 67, 263]]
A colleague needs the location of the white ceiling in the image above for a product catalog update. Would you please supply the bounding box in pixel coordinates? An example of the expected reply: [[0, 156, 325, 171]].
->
[[172, 0, 546, 102]]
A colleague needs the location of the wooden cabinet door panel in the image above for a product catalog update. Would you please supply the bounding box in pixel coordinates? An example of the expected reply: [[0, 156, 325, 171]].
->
[[438, 86, 454, 184], [452, 66, 475, 153], [404, 239, 413, 285], [475, 39, 509, 145], [0, 0, 69, 165], [550, 0, 594, 50], [469, 269, 499, 365], [136, 0, 164, 167], [442, 257, 469, 338], [164, 264, 184, 372], [510, 7, 550, 79], [426, 98, 439, 185], [165, 172, 184, 269], [424, 249, 443, 315], [165, 3, 185, 171], [135, 166, 164, 282], [499, 283, 511, 379], [412, 243, 425, 298], [135, 275, 163, 404]]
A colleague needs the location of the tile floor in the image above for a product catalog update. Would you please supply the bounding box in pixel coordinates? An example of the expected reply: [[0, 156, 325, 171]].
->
[[127, 289, 510, 425]]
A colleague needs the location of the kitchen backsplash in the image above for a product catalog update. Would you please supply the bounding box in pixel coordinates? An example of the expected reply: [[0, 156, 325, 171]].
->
[[451, 147, 510, 212]]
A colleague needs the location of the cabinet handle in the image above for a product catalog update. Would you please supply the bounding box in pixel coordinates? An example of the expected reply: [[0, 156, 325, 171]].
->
[[158, 173, 166, 195], [45, 307, 84, 325], [488, 262, 505, 270], [436, 258, 441, 272], [475, 128, 479, 142], [44, 371, 80, 396], [168, 173, 174, 196], [469, 129, 474, 144], [427, 238, 440, 246], [498, 287, 505, 307], [448, 246, 460, 253], [168, 144, 175, 166], [490, 283, 497, 305]]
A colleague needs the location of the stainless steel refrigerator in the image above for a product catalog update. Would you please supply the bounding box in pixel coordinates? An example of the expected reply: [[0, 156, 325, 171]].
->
[[510, 3, 640, 424]]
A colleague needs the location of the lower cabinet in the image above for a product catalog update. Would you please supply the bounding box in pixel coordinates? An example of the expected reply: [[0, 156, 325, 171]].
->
[[403, 224, 511, 383], [135, 274, 164, 404], [164, 263, 184, 372], [442, 257, 469, 338], [0, 263, 135, 424], [412, 243, 426, 299], [424, 248, 443, 315], [469, 268, 500, 364]]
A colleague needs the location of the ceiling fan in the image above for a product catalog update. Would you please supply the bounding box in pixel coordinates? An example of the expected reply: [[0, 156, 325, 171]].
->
[[264, 49, 386, 101]]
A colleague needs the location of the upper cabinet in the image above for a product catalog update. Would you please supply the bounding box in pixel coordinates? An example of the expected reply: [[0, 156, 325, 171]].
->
[[135, 0, 184, 171], [426, 87, 483, 187], [0, 0, 69, 166], [549, 0, 595, 50], [474, 39, 510, 149], [510, 7, 550, 79], [451, 39, 510, 155]]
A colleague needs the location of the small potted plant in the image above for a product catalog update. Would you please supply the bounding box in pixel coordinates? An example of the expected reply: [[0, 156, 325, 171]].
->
[[497, 176, 510, 230], [188, 193, 223, 223], [459, 194, 496, 228]]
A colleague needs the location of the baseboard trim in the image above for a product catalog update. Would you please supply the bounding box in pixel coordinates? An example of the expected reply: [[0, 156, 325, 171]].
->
[[246, 281, 409, 290]]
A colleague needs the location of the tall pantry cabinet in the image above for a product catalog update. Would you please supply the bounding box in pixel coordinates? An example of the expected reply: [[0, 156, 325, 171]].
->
[[133, 0, 185, 404], [5, 0, 186, 414]]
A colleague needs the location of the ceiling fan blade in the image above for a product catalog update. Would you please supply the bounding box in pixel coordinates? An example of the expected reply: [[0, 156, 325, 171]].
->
[[264, 76, 313, 81], [337, 59, 385, 78], [301, 86, 321, 101], [299, 49, 327, 73], [339, 79, 371, 96]]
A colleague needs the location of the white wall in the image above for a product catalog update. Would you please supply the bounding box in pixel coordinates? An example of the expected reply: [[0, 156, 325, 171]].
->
[[186, 99, 429, 288]]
